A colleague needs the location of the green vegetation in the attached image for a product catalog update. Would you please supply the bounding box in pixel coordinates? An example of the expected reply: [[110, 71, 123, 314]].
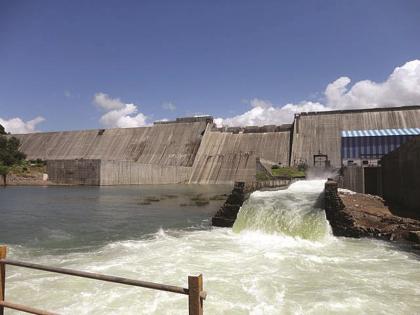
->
[[209, 194, 228, 201], [0, 124, 6, 135], [144, 196, 161, 202], [271, 166, 305, 178], [194, 199, 210, 206], [0, 164, 8, 186], [190, 194, 211, 206], [256, 171, 271, 181], [0, 129, 27, 185]]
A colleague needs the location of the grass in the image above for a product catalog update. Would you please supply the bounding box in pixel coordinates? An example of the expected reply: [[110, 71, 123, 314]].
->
[[256, 172, 271, 181], [143, 196, 161, 202], [10, 162, 46, 177], [209, 194, 228, 201], [271, 167, 305, 178]]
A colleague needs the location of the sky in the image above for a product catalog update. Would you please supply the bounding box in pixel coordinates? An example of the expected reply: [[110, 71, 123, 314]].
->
[[1, 0, 420, 133]]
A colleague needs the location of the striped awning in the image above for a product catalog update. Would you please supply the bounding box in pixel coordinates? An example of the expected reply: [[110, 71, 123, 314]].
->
[[341, 128, 420, 137]]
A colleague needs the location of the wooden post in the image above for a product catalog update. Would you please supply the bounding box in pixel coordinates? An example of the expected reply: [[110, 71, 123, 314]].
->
[[0, 245, 7, 315], [188, 274, 203, 315]]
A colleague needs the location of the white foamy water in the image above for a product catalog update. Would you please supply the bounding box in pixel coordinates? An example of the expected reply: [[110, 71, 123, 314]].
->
[[2, 182, 420, 314]]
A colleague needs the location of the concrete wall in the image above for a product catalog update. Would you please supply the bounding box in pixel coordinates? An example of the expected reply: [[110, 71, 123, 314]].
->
[[189, 124, 291, 184], [245, 179, 291, 191], [291, 106, 420, 168], [340, 166, 364, 193], [100, 161, 192, 185], [47, 159, 191, 185], [381, 136, 420, 212], [15, 121, 207, 167], [16, 107, 420, 185], [47, 159, 100, 185]]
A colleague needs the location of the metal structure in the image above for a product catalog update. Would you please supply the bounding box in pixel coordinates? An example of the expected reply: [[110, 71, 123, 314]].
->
[[291, 106, 420, 168], [313, 151, 330, 167], [341, 128, 420, 166], [0, 246, 206, 315]]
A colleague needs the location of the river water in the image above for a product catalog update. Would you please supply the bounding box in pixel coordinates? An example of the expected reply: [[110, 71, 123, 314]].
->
[[0, 181, 419, 314]]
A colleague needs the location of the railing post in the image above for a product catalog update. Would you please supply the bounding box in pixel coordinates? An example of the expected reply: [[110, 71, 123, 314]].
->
[[0, 245, 7, 315], [188, 274, 203, 315]]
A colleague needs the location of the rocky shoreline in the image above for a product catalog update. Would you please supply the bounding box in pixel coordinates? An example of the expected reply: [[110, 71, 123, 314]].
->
[[5, 172, 53, 186], [211, 182, 247, 227], [325, 180, 420, 247]]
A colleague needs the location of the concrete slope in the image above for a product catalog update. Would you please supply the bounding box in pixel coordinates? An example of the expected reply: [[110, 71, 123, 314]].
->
[[14, 122, 207, 167], [291, 106, 420, 168], [189, 126, 291, 184]]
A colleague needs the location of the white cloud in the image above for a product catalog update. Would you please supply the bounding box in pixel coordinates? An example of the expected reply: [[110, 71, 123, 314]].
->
[[216, 59, 420, 127], [215, 100, 328, 127], [162, 102, 176, 111], [93, 92, 125, 111], [0, 116, 45, 134], [93, 93, 150, 128]]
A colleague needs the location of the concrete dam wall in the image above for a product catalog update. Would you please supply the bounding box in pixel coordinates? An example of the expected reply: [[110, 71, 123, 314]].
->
[[47, 160, 192, 185], [16, 120, 208, 185], [14, 121, 207, 166], [100, 161, 192, 185], [290, 106, 420, 168], [189, 125, 291, 184], [13, 106, 420, 185]]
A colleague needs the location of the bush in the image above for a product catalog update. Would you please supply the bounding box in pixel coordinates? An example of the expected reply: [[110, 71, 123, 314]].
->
[[271, 165, 280, 169], [297, 163, 307, 172], [256, 171, 271, 181], [271, 167, 305, 178]]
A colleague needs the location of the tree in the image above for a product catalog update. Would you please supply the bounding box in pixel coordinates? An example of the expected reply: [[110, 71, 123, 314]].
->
[[0, 124, 6, 135], [0, 163, 8, 186], [0, 135, 26, 186]]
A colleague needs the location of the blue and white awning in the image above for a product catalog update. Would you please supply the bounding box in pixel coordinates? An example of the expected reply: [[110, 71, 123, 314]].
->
[[341, 128, 420, 137]]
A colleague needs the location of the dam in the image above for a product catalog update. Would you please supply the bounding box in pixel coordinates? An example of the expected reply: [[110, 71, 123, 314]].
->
[[12, 105, 420, 185]]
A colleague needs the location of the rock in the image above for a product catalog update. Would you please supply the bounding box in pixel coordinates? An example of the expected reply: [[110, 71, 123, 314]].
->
[[212, 182, 247, 227], [408, 231, 420, 243], [324, 180, 420, 244]]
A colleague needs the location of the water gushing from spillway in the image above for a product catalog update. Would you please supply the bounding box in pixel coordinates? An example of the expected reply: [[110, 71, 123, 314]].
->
[[1, 184, 420, 314], [233, 180, 329, 240]]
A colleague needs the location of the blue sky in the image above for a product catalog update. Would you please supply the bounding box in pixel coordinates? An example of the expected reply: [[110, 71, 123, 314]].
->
[[1, 0, 420, 132]]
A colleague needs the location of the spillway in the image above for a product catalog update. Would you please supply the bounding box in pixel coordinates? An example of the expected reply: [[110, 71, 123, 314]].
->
[[233, 180, 329, 240]]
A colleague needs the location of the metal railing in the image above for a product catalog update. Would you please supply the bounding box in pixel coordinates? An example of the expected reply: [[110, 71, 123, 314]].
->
[[0, 245, 206, 315]]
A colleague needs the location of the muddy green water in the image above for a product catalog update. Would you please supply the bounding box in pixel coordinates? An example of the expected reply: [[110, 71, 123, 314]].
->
[[0, 182, 419, 314]]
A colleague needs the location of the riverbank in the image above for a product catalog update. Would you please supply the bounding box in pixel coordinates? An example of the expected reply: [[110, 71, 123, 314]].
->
[[5, 165, 54, 186], [325, 180, 420, 247]]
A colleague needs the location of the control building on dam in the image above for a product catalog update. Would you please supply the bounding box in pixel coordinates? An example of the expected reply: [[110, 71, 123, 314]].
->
[[12, 105, 420, 185]]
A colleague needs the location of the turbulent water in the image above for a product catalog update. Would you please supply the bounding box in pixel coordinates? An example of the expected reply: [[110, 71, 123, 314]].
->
[[1, 182, 419, 314]]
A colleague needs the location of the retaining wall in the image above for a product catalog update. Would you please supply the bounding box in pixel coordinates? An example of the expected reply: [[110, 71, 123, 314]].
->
[[340, 166, 364, 193], [245, 179, 291, 191], [100, 161, 192, 185], [47, 159, 100, 185], [381, 136, 420, 213]]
